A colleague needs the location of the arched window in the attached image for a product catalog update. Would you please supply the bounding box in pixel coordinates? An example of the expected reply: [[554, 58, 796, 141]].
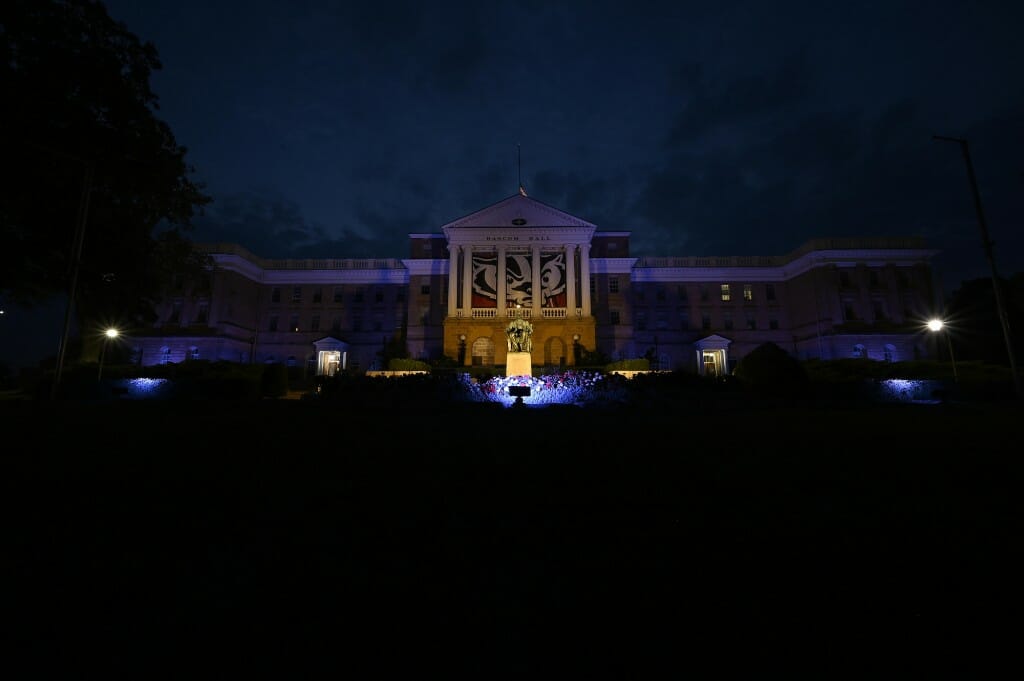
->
[[883, 344, 896, 362], [852, 344, 866, 359], [160, 347, 172, 364], [189, 346, 200, 361]]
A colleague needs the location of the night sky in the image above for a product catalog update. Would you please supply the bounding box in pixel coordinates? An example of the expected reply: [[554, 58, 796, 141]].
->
[[4, 0, 1024, 368]]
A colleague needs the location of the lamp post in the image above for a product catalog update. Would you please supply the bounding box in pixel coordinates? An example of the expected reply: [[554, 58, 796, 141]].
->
[[932, 135, 1020, 398], [927, 319, 958, 383], [97, 327, 119, 381]]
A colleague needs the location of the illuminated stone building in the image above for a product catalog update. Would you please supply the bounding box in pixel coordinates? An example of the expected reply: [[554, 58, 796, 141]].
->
[[134, 193, 939, 375]]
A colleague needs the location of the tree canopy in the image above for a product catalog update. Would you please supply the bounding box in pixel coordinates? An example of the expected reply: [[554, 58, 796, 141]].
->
[[0, 0, 210, 341]]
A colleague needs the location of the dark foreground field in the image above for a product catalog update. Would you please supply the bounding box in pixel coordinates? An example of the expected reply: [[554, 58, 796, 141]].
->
[[3, 399, 1022, 677]]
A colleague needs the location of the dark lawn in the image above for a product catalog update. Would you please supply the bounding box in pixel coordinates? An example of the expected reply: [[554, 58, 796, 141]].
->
[[2, 400, 1021, 677]]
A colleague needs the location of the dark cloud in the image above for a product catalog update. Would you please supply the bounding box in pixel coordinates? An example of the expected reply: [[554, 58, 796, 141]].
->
[[666, 51, 815, 146]]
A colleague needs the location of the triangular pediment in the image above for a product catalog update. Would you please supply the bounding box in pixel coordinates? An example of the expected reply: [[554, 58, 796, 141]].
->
[[694, 334, 732, 349], [443, 194, 596, 229], [313, 336, 348, 350]]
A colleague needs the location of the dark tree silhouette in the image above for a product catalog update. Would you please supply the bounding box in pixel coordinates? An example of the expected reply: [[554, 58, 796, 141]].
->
[[0, 0, 210, 355], [945, 273, 1024, 366]]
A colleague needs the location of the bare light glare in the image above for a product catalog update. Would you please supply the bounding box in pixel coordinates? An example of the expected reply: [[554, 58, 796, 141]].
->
[[927, 319, 943, 332]]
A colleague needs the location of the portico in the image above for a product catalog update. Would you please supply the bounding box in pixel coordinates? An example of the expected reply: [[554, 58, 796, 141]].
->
[[441, 194, 597, 367]]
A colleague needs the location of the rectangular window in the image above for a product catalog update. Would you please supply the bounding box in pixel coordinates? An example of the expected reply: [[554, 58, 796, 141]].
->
[[743, 284, 753, 302], [291, 286, 302, 302], [678, 286, 688, 302], [656, 287, 666, 302], [333, 287, 344, 303], [271, 287, 281, 303], [375, 289, 384, 303], [290, 313, 299, 332], [769, 318, 779, 330], [702, 312, 711, 330], [723, 312, 734, 330], [609, 278, 619, 294], [354, 288, 364, 303], [196, 302, 209, 324], [332, 317, 341, 332], [843, 301, 857, 321], [720, 284, 731, 302], [310, 315, 320, 332], [636, 312, 647, 331], [268, 315, 279, 332], [396, 289, 405, 302], [873, 301, 886, 320], [746, 312, 756, 330], [636, 289, 645, 303], [839, 271, 851, 288], [420, 284, 430, 295], [699, 285, 709, 302], [312, 287, 323, 304], [169, 301, 182, 324], [656, 314, 668, 330], [610, 310, 620, 325], [679, 310, 690, 330], [766, 284, 776, 301], [353, 314, 363, 331], [869, 270, 880, 288], [172, 273, 185, 291]]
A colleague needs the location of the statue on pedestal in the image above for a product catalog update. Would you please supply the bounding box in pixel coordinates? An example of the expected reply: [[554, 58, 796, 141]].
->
[[506, 318, 533, 353]]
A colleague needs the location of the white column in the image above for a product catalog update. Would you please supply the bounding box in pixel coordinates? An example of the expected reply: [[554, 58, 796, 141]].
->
[[565, 244, 576, 312], [580, 244, 592, 316], [497, 246, 506, 317], [461, 244, 473, 317], [531, 245, 542, 317], [447, 245, 458, 317]]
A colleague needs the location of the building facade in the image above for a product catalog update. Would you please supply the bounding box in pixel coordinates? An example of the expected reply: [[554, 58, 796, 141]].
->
[[133, 193, 939, 376]]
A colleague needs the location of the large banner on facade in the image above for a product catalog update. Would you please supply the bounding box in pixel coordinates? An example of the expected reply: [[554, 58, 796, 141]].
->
[[471, 251, 567, 309]]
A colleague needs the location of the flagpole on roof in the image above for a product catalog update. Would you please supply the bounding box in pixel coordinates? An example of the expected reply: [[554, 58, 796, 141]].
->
[[517, 143, 527, 196]]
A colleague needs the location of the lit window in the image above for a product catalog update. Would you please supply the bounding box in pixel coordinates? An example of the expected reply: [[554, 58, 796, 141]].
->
[[743, 284, 753, 301], [721, 284, 731, 302]]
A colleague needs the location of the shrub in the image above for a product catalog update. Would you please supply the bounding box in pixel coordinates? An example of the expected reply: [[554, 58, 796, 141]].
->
[[260, 362, 289, 398], [734, 342, 809, 396]]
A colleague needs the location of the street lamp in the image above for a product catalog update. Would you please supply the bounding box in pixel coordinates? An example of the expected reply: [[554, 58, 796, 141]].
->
[[97, 327, 120, 381], [932, 135, 1019, 398], [927, 319, 958, 383]]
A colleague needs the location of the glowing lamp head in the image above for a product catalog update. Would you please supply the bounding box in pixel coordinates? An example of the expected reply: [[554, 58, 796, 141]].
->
[[104, 328, 120, 339], [927, 319, 943, 332]]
